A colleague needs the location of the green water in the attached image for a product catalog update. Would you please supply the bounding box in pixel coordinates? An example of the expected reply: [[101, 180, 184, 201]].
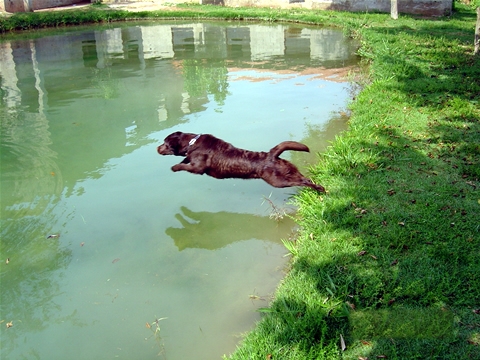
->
[[0, 21, 358, 359]]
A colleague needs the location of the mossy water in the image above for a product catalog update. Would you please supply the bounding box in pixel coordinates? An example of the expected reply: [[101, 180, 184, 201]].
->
[[0, 21, 359, 359]]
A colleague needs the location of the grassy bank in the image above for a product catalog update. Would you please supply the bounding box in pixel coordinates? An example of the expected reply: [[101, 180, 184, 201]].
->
[[227, 5, 480, 360], [2, 3, 479, 359]]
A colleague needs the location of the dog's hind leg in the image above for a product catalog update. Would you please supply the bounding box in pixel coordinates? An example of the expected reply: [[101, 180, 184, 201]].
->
[[301, 179, 325, 193], [266, 175, 325, 192], [261, 162, 326, 193]]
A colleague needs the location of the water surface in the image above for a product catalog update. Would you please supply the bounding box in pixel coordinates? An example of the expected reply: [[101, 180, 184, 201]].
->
[[0, 21, 358, 359]]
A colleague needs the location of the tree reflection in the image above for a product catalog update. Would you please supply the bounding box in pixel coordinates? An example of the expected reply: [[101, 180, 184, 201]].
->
[[182, 59, 230, 106]]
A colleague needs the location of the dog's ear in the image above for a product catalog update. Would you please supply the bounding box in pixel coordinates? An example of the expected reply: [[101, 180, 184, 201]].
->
[[165, 132, 185, 155]]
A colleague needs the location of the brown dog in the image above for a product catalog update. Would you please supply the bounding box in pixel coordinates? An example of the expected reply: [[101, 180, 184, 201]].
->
[[157, 132, 325, 192]]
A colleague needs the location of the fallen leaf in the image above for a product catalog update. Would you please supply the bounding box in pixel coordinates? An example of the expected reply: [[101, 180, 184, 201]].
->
[[370, 255, 378, 260], [398, 222, 405, 226], [80, 242, 85, 247], [360, 209, 368, 214], [465, 181, 476, 189], [340, 334, 346, 351], [357, 250, 367, 256], [47, 234, 60, 239], [6, 321, 13, 328], [146, 322, 151, 329], [5, 258, 9, 265], [112, 258, 120, 264], [473, 309, 480, 314], [390, 259, 398, 266]]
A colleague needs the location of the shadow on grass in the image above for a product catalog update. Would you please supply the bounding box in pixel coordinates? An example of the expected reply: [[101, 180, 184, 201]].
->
[[271, 122, 479, 358], [320, 122, 477, 356]]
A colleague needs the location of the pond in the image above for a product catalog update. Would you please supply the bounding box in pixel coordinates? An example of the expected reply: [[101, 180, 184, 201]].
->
[[0, 21, 358, 359]]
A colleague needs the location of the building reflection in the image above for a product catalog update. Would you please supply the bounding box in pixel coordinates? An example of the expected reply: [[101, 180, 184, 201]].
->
[[1, 23, 357, 116]]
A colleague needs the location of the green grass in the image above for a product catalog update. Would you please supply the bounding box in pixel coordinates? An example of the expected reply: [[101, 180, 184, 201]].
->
[[1, 3, 479, 359], [227, 5, 479, 360]]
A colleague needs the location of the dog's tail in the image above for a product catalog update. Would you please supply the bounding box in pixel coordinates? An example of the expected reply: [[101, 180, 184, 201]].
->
[[269, 141, 310, 158]]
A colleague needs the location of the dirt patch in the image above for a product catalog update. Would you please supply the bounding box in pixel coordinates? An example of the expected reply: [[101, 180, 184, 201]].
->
[[228, 65, 358, 83]]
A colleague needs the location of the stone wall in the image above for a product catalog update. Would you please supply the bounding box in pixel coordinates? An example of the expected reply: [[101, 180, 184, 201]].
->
[[2, 0, 84, 12], [310, 0, 452, 16], [206, 0, 453, 16]]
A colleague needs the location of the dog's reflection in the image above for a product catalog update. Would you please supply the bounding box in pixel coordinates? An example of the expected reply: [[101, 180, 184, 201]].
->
[[166, 206, 296, 251]]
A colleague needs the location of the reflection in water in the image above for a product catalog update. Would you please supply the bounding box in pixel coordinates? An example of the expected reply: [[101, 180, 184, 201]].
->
[[0, 22, 358, 360], [167, 206, 296, 250], [1, 111, 59, 210], [183, 59, 230, 106]]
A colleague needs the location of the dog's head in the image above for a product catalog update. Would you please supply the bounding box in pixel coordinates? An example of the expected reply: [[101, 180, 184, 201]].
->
[[157, 131, 189, 156]]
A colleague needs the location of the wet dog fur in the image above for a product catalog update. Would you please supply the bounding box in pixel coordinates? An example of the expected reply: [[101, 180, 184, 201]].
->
[[157, 132, 325, 192]]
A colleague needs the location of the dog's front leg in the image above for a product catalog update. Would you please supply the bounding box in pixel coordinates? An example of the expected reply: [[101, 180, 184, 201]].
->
[[171, 157, 189, 171], [171, 156, 206, 175]]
